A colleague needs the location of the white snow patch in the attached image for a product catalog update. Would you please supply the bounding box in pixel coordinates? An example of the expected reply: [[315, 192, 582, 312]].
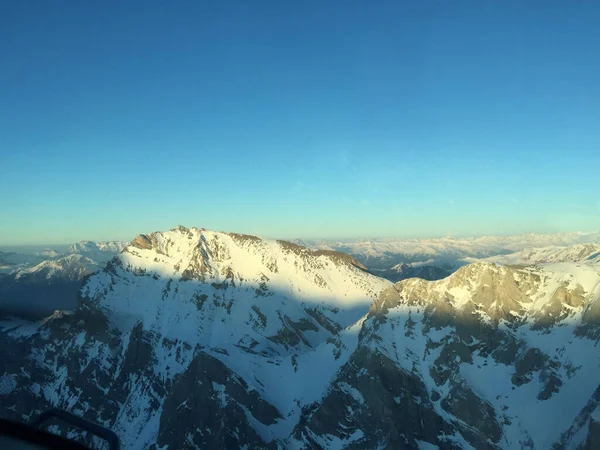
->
[[417, 440, 440, 450], [338, 382, 365, 405]]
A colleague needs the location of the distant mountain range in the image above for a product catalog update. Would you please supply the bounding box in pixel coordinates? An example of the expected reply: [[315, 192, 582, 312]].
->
[[301, 231, 600, 281], [68, 240, 127, 256], [2, 232, 599, 318], [1, 226, 599, 449], [374, 262, 452, 283], [0, 240, 126, 317], [483, 243, 600, 266]]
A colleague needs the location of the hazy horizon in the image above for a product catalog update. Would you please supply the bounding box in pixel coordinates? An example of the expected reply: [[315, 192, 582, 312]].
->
[[2, 226, 599, 250]]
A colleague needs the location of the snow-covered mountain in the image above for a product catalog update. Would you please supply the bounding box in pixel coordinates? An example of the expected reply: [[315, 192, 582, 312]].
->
[[307, 232, 600, 271], [483, 243, 600, 266], [14, 254, 99, 281], [0, 250, 47, 273], [0, 240, 125, 275], [290, 261, 600, 449], [0, 254, 102, 318], [1, 226, 599, 449], [0, 241, 126, 318], [0, 226, 389, 448], [68, 240, 128, 260], [37, 249, 62, 258]]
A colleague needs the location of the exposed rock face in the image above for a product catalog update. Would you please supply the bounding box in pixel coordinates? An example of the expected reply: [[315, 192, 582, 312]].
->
[[154, 351, 280, 450], [577, 295, 600, 339], [583, 414, 600, 450], [293, 348, 462, 449], [132, 234, 154, 250], [1, 228, 599, 450]]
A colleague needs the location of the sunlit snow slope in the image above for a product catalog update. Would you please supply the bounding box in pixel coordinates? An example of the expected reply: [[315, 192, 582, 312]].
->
[[288, 261, 600, 449], [0, 226, 390, 449]]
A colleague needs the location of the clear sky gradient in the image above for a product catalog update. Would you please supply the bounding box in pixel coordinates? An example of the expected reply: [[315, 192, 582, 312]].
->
[[1, 1, 599, 245]]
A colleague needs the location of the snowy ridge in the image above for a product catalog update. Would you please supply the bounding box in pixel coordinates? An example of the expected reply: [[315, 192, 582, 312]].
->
[[2, 227, 600, 449], [308, 231, 600, 261], [68, 240, 127, 255], [303, 231, 600, 277], [1, 226, 390, 448], [0, 251, 47, 273], [1, 241, 125, 277], [81, 226, 390, 440], [83, 227, 389, 334], [483, 243, 600, 265], [1, 243, 126, 319], [14, 254, 97, 280], [338, 260, 600, 449], [391, 261, 600, 322]]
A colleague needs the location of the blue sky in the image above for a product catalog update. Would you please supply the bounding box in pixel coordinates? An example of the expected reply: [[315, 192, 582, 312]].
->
[[1, 1, 599, 245]]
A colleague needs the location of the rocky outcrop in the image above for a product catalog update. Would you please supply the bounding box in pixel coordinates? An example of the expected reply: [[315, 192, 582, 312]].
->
[[583, 414, 600, 450], [576, 296, 600, 339], [292, 348, 459, 449], [132, 234, 154, 250], [277, 240, 369, 273], [154, 351, 280, 449]]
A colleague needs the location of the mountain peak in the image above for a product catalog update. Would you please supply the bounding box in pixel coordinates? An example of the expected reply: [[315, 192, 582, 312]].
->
[[127, 228, 370, 280], [372, 259, 600, 332], [86, 226, 391, 348], [69, 240, 127, 254]]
